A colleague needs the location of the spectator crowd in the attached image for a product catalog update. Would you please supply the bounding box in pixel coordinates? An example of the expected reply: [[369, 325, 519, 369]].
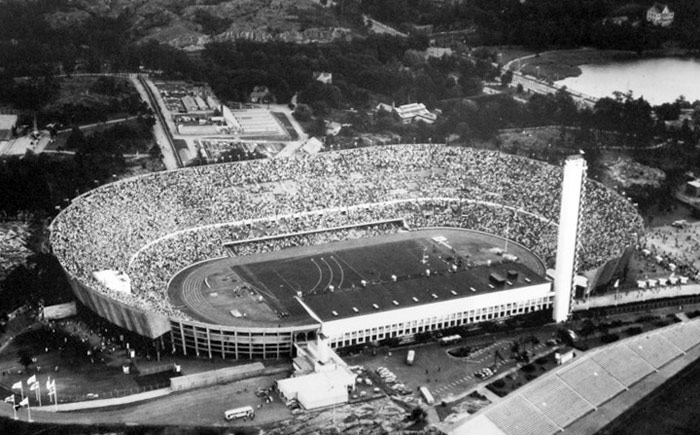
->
[[50, 144, 644, 319]]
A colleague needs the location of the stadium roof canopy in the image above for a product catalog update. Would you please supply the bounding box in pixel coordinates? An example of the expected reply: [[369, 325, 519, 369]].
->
[[301, 262, 547, 322]]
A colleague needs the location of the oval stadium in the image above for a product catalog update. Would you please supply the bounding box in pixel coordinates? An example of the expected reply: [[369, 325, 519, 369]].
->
[[49, 144, 644, 359]]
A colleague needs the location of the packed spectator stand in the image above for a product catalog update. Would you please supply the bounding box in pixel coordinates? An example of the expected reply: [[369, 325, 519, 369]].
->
[[50, 144, 643, 322]]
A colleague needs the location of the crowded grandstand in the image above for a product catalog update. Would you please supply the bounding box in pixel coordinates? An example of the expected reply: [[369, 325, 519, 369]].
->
[[49, 144, 643, 354]]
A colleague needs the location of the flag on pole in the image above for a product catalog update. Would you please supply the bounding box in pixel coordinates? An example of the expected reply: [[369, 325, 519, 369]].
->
[[27, 375, 36, 385], [11, 381, 22, 390], [18, 397, 28, 407], [47, 379, 56, 397], [29, 382, 39, 391], [46, 377, 53, 390], [3, 395, 13, 404]]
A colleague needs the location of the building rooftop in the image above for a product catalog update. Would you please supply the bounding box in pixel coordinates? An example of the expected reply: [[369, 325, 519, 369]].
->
[[301, 262, 548, 322]]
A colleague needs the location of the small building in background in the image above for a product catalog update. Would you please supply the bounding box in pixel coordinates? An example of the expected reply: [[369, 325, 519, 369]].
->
[[394, 103, 438, 125], [685, 180, 700, 197], [646, 3, 674, 27], [313, 72, 333, 85], [250, 86, 274, 104]]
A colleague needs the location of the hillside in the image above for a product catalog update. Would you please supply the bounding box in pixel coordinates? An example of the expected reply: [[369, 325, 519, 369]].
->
[[34, 0, 356, 50]]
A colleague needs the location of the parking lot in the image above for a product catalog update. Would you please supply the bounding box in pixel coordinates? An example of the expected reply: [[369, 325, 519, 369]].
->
[[344, 329, 558, 404]]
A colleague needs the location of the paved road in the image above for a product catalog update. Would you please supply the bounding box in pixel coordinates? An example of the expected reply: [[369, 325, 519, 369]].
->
[[129, 74, 181, 170], [1, 372, 291, 428]]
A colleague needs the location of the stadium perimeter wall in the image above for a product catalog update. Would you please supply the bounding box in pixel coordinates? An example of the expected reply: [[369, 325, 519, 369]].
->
[[169, 319, 319, 360], [169, 362, 266, 391], [67, 273, 171, 339]]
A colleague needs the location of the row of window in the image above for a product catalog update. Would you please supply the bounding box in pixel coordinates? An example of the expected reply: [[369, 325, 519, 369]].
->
[[328, 296, 554, 348], [170, 322, 304, 359]]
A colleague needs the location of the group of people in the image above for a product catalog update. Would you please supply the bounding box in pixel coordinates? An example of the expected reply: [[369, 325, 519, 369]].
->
[[50, 144, 643, 319], [642, 224, 700, 282]]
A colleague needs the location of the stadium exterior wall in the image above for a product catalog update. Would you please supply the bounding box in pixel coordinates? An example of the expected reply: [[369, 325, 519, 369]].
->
[[65, 273, 171, 339], [170, 362, 266, 391], [320, 282, 554, 348], [169, 319, 320, 360]]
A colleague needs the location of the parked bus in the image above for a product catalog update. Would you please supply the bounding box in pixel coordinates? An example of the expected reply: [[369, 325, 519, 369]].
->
[[439, 334, 461, 346], [406, 349, 415, 365], [419, 386, 435, 405], [224, 405, 255, 421]]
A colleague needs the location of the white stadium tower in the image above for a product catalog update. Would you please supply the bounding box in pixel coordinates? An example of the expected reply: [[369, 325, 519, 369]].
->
[[553, 155, 587, 323]]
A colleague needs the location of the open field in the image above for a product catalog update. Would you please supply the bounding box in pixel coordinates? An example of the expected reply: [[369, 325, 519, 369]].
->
[[168, 228, 544, 326]]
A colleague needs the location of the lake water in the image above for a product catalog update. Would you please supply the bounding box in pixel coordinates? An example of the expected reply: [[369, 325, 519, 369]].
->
[[555, 57, 700, 105]]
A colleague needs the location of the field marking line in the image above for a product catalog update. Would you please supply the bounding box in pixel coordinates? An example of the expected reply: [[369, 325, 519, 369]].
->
[[330, 255, 345, 288], [320, 257, 334, 290], [273, 269, 301, 293], [309, 258, 324, 293], [333, 251, 368, 282]]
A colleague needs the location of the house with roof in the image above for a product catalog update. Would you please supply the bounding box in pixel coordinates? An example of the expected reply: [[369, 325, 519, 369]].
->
[[374, 102, 438, 125], [250, 86, 274, 104], [646, 3, 674, 26], [394, 103, 438, 125], [312, 72, 333, 85]]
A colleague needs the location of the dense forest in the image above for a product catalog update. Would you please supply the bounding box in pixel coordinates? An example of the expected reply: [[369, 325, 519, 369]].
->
[[356, 0, 700, 51], [1, 0, 699, 216]]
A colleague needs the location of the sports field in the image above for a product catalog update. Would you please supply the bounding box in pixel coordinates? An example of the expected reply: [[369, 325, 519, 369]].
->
[[168, 229, 545, 326]]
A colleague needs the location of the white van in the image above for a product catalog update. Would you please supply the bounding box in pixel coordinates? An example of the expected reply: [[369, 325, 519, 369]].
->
[[224, 405, 255, 421]]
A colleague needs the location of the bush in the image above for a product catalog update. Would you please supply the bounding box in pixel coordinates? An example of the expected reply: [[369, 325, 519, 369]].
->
[[522, 363, 536, 373], [687, 310, 700, 319], [448, 346, 472, 358], [666, 314, 682, 323], [636, 315, 658, 323], [625, 326, 643, 336], [491, 379, 505, 389], [600, 333, 620, 343], [535, 357, 548, 365]]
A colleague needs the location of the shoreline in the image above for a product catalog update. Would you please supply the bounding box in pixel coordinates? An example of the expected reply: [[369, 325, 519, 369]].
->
[[503, 47, 698, 82]]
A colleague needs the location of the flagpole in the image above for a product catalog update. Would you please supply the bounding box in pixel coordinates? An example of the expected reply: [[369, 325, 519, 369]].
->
[[12, 396, 17, 420], [37, 382, 41, 407], [27, 396, 31, 422]]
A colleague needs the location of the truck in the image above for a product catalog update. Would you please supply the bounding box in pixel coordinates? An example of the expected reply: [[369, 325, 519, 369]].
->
[[439, 334, 462, 346], [406, 349, 415, 365], [419, 386, 435, 405], [224, 405, 255, 421]]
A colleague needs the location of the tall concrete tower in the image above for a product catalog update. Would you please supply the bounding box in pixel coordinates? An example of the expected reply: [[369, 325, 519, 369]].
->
[[553, 155, 587, 323]]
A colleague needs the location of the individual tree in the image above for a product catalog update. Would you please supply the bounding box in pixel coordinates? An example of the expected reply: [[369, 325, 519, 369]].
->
[[409, 406, 427, 423], [293, 104, 313, 122], [500, 70, 513, 87], [18, 350, 33, 370]]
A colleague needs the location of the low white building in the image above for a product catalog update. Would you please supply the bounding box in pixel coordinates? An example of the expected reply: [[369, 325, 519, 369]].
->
[[276, 367, 356, 410], [394, 103, 438, 125], [299, 263, 552, 349], [277, 335, 356, 410]]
